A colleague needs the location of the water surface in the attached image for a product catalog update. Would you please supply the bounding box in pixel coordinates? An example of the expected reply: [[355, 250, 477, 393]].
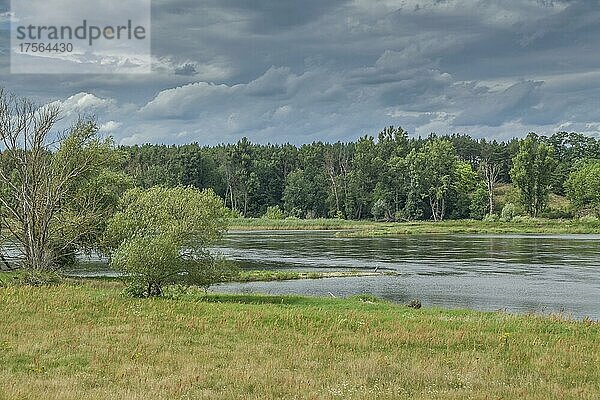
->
[[214, 231, 600, 319]]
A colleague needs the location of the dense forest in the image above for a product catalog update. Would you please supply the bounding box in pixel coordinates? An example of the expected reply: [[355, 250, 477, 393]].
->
[[120, 127, 600, 221]]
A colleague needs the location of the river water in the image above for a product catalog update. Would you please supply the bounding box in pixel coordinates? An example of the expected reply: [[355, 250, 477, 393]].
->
[[213, 230, 600, 319]]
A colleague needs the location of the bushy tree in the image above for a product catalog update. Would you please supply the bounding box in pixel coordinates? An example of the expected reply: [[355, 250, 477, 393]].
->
[[565, 161, 600, 215], [407, 139, 457, 221], [105, 186, 231, 296], [510, 134, 556, 217], [500, 203, 518, 222], [469, 187, 489, 220], [450, 161, 479, 219]]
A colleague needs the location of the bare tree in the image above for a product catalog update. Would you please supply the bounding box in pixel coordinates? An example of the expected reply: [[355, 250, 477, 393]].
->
[[0, 90, 119, 271]]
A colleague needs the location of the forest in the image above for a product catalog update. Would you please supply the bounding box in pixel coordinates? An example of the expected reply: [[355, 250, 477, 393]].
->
[[121, 127, 600, 221]]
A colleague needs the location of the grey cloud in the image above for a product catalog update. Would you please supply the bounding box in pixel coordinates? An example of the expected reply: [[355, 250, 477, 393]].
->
[[454, 81, 543, 126], [0, 0, 599, 145]]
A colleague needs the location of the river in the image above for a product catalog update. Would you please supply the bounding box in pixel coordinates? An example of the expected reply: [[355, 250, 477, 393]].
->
[[213, 230, 600, 319]]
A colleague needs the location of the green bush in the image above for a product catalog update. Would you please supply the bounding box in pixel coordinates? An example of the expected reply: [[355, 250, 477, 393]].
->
[[500, 203, 518, 222], [540, 209, 573, 219], [14, 270, 62, 287], [371, 199, 388, 221], [511, 215, 535, 223], [106, 186, 231, 297], [483, 213, 499, 222], [263, 205, 284, 220], [565, 161, 600, 210], [579, 215, 600, 223], [227, 208, 242, 218]]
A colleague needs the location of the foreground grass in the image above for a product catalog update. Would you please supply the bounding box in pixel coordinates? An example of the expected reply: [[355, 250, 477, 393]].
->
[[229, 218, 600, 235], [0, 282, 598, 399]]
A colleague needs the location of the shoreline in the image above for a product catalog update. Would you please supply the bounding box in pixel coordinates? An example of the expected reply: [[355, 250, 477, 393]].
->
[[229, 217, 600, 235]]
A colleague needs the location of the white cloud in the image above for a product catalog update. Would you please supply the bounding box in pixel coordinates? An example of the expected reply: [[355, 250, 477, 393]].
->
[[98, 120, 122, 133]]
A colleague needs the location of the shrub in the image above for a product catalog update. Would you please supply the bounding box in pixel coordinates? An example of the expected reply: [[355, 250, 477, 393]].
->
[[106, 186, 232, 297], [483, 213, 499, 222], [500, 203, 518, 222], [14, 270, 62, 287], [263, 205, 284, 220], [511, 215, 535, 223], [227, 208, 242, 218], [540, 209, 573, 219], [579, 215, 600, 223], [371, 199, 388, 221], [565, 161, 600, 210]]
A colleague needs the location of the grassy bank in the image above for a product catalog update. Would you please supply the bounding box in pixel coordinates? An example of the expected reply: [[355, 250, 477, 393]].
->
[[341, 218, 600, 237], [229, 217, 600, 235], [228, 217, 377, 230], [235, 270, 394, 282], [0, 282, 598, 399]]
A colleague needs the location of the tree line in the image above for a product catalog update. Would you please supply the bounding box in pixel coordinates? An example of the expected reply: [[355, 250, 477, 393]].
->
[[121, 127, 600, 221]]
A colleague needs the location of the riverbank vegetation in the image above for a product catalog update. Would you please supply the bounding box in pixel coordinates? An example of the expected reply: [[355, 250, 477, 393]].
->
[[121, 128, 600, 223], [234, 269, 393, 282], [0, 282, 598, 399], [229, 216, 600, 235]]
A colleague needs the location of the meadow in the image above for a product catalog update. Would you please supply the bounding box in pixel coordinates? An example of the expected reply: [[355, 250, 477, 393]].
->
[[0, 281, 598, 399]]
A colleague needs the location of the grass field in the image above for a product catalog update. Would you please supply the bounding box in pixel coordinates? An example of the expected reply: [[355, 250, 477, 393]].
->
[[0, 281, 598, 399], [230, 217, 600, 235]]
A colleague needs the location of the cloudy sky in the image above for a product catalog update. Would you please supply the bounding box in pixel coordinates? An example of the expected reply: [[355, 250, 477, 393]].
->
[[1, 0, 599, 145]]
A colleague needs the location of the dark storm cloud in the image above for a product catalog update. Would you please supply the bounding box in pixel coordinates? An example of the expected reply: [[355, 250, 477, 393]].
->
[[0, 0, 599, 144]]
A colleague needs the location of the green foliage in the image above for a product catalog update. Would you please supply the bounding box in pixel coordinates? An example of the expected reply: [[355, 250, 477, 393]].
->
[[482, 213, 499, 222], [579, 215, 599, 223], [407, 139, 458, 221], [0, 111, 128, 271], [452, 161, 480, 219], [106, 186, 230, 296], [283, 169, 327, 218], [263, 205, 284, 220], [510, 134, 557, 217], [565, 160, 600, 215], [117, 128, 600, 223], [13, 270, 62, 287], [371, 198, 389, 221], [501, 203, 519, 222], [470, 187, 490, 220]]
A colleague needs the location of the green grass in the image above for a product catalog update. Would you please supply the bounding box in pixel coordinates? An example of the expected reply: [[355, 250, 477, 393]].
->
[[0, 281, 598, 399], [341, 218, 600, 237], [234, 270, 392, 282], [228, 217, 377, 230], [229, 217, 600, 236]]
